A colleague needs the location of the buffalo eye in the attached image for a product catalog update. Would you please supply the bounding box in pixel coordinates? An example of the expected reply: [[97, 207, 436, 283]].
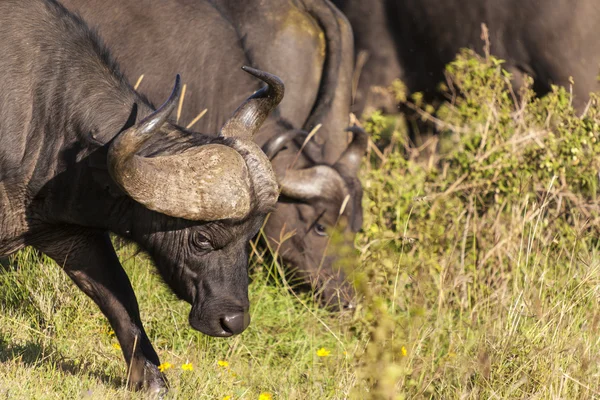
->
[[193, 233, 213, 251], [314, 223, 328, 237]]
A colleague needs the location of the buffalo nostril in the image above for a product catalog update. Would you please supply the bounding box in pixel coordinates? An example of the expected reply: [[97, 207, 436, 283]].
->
[[220, 312, 251, 335]]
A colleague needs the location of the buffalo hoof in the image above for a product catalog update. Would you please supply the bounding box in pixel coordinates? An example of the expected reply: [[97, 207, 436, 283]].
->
[[128, 361, 168, 396], [148, 385, 168, 400]]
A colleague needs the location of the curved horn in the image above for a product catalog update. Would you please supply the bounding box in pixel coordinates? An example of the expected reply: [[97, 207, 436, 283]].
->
[[220, 66, 285, 139], [262, 129, 306, 160], [262, 129, 303, 159], [138, 74, 182, 135], [109, 75, 181, 161], [279, 165, 346, 201], [108, 76, 256, 221], [261, 129, 323, 162], [334, 126, 368, 176]]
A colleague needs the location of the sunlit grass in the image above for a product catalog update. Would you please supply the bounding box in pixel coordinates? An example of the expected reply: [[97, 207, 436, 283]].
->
[[3, 177, 599, 398], [0, 244, 357, 399], [3, 52, 600, 398]]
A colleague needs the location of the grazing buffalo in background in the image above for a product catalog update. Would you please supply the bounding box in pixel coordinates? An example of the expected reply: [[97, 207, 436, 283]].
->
[[60, 0, 367, 309], [0, 0, 283, 391], [333, 0, 600, 116]]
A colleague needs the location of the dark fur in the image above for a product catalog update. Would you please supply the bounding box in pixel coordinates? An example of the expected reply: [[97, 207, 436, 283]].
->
[[0, 0, 273, 391], [334, 0, 600, 114], [59, 0, 363, 309]]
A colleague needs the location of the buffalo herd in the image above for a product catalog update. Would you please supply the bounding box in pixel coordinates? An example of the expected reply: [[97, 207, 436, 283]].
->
[[0, 0, 597, 391], [334, 0, 600, 115]]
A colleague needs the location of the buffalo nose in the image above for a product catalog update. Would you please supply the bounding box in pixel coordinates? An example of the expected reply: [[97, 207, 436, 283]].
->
[[220, 312, 250, 335]]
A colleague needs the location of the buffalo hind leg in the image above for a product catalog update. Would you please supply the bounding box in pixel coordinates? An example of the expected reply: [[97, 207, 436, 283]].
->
[[35, 229, 166, 393]]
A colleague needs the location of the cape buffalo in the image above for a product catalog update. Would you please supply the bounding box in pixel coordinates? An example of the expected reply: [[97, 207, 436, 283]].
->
[[333, 0, 600, 115], [59, 0, 367, 309], [0, 0, 283, 391]]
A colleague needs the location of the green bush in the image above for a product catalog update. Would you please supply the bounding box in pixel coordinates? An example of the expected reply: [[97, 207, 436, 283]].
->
[[353, 49, 600, 399]]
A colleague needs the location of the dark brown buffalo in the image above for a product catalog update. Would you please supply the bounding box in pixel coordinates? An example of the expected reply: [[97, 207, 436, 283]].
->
[[60, 0, 367, 309], [334, 0, 600, 115], [0, 0, 283, 391]]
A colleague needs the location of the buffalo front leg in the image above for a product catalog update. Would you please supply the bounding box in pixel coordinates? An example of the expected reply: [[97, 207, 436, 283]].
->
[[35, 230, 166, 392]]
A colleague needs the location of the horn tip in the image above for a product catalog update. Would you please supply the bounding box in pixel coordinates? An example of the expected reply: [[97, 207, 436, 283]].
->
[[346, 125, 366, 134], [173, 74, 182, 93], [241, 65, 261, 78], [241, 66, 284, 90]]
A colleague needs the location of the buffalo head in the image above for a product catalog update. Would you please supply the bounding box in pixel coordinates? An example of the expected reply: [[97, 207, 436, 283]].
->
[[108, 67, 282, 336], [262, 126, 367, 310]]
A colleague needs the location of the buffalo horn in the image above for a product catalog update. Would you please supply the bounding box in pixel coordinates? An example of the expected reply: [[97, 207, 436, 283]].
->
[[108, 75, 255, 221], [262, 129, 326, 162], [279, 165, 346, 201], [220, 66, 285, 139], [109, 74, 181, 158], [334, 126, 368, 176], [263, 129, 305, 160]]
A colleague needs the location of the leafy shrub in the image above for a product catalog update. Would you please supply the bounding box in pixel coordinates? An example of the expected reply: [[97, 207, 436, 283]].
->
[[352, 49, 600, 399]]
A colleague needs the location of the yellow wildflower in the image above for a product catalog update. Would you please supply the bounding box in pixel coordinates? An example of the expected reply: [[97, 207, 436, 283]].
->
[[108, 329, 115, 337], [158, 362, 173, 372], [258, 393, 273, 400], [181, 362, 194, 371], [112, 343, 121, 351], [217, 360, 229, 368], [316, 347, 330, 357], [401, 346, 407, 357], [222, 396, 232, 400]]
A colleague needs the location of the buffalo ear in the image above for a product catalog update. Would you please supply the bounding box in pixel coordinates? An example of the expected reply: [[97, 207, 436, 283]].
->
[[92, 170, 125, 198], [88, 147, 125, 198], [86, 103, 140, 199]]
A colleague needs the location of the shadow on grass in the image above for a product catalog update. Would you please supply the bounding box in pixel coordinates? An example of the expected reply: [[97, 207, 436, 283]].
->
[[0, 336, 123, 389], [0, 257, 14, 272]]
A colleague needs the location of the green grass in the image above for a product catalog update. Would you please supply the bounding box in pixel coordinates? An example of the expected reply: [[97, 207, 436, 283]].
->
[[3, 50, 600, 399], [0, 246, 359, 399]]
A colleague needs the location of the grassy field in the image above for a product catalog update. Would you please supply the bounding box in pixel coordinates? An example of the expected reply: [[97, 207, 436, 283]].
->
[[2, 52, 600, 399]]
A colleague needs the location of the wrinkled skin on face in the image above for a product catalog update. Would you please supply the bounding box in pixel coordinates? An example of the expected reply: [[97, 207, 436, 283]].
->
[[134, 211, 267, 336], [264, 199, 359, 310], [110, 74, 281, 336], [261, 128, 366, 310]]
